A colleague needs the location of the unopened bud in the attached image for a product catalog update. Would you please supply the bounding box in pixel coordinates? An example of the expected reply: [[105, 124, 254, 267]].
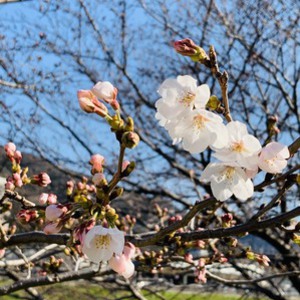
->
[[173, 39, 208, 62], [121, 161, 135, 177], [124, 117, 134, 131], [108, 115, 124, 130], [246, 251, 255, 260], [206, 95, 221, 110], [31, 172, 51, 187], [110, 100, 120, 111], [91, 81, 117, 104], [121, 131, 140, 149], [110, 187, 124, 200]]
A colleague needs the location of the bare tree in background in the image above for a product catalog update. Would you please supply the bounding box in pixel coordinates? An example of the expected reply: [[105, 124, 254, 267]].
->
[[0, 0, 299, 299]]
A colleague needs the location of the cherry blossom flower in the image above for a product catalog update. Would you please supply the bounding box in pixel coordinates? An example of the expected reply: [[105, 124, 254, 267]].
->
[[200, 162, 254, 201], [213, 121, 261, 170], [82, 225, 125, 263], [258, 142, 289, 173], [166, 108, 228, 153], [156, 75, 210, 125], [109, 243, 135, 279], [92, 81, 118, 103]]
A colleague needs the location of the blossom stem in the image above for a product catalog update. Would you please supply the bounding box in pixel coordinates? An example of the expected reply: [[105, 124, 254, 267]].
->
[[107, 145, 126, 197], [208, 46, 232, 122]]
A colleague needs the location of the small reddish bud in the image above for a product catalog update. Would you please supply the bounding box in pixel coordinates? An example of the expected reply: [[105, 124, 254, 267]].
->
[[31, 172, 51, 187], [17, 209, 39, 223], [14, 151, 22, 164], [89, 154, 105, 174]]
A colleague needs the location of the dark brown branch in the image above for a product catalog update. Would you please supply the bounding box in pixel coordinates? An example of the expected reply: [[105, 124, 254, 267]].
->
[[1, 190, 36, 208], [0, 268, 109, 296], [207, 270, 300, 285]]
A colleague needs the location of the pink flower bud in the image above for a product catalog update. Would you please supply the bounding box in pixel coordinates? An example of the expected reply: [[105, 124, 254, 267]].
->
[[77, 90, 97, 113], [39, 193, 49, 205], [109, 254, 135, 279], [92, 173, 107, 187], [32, 172, 51, 187], [221, 213, 233, 223], [110, 99, 120, 111], [13, 173, 23, 187], [47, 193, 57, 204], [77, 182, 84, 190], [256, 254, 270, 267], [45, 204, 67, 222], [92, 81, 118, 103], [0, 249, 5, 259], [93, 101, 108, 117], [4, 142, 16, 159], [122, 161, 130, 172], [44, 222, 62, 234], [66, 180, 74, 195], [5, 176, 15, 191], [123, 243, 136, 260], [173, 38, 199, 56], [17, 209, 39, 223], [14, 150, 22, 164], [89, 154, 105, 174]]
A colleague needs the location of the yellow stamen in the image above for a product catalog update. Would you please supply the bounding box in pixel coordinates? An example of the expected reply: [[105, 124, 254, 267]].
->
[[95, 235, 111, 249], [193, 114, 209, 129], [179, 92, 196, 107], [231, 141, 245, 153], [225, 167, 235, 179]]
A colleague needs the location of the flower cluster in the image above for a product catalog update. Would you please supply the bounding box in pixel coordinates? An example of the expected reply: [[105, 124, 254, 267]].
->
[[4, 143, 51, 190], [156, 75, 290, 201]]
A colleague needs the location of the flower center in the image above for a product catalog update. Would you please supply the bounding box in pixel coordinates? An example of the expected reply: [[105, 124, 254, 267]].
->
[[231, 141, 245, 153], [224, 167, 235, 179], [95, 234, 111, 249], [179, 91, 196, 107], [193, 113, 209, 129]]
